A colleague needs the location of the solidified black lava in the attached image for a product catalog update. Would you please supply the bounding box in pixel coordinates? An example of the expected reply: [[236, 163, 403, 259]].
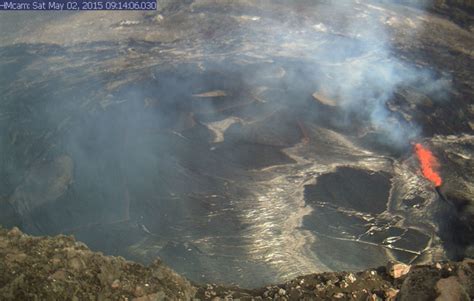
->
[[304, 167, 392, 214], [301, 168, 396, 270], [436, 191, 474, 260], [302, 167, 436, 269]]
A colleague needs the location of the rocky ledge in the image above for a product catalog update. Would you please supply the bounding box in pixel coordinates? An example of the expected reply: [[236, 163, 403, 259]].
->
[[0, 227, 195, 300], [1, 227, 473, 301]]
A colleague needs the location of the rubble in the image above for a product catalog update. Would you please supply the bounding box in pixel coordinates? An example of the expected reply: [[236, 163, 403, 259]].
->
[[0, 227, 195, 300], [387, 262, 411, 279], [195, 262, 474, 300], [2, 227, 470, 301]]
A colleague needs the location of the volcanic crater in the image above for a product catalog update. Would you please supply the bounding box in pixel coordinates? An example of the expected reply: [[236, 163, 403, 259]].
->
[[0, 0, 473, 289]]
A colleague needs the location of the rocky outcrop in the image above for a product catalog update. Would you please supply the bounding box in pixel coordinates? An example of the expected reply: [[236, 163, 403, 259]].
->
[[391, 0, 474, 9], [0, 227, 195, 300], [1, 227, 473, 300], [396, 0, 474, 30], [440, 0, 474, 8], [195, 260, 474, 300]]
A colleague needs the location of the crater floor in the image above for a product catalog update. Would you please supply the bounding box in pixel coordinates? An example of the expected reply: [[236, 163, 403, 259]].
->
[[0, 0, 473, 287]]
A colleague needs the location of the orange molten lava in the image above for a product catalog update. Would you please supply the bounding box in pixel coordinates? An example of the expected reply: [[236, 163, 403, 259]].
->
[[415, 143, 442, 187]]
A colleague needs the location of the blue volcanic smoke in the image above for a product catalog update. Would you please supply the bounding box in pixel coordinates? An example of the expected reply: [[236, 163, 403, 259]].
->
[[301, 1, 451, 147]]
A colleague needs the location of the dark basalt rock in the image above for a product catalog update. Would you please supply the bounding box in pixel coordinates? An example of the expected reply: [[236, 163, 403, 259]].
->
[[304, 167, 392, 215]]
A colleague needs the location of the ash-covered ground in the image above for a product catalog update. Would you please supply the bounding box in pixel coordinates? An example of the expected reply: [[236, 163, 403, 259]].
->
[[0, 0, 473, 288]]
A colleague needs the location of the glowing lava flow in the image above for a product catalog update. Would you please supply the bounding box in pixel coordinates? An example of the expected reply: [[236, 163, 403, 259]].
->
[[415, 143, 442, 187]]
